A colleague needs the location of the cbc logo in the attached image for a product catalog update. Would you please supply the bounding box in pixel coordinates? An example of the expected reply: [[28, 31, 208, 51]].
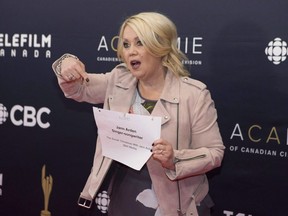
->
[[95, 190, 110, 214], [0, 103, 50, 129], [265, 37, 288, 65]]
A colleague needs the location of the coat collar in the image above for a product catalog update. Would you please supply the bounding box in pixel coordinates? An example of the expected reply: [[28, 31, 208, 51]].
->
[[115, 63, 137, 90], [109, 64, 180, 118], [107, 65, 182, 126], [159, 70, 180, 104]]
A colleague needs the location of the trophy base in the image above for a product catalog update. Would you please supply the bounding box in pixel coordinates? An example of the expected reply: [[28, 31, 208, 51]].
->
[[41, 210, 51, 216]]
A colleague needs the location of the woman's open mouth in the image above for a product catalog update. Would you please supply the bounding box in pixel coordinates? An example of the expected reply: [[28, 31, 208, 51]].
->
[[130, 60, 141, 70]]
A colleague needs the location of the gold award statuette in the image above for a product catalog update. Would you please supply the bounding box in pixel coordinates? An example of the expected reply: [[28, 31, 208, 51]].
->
[[41, 165, 53, 216]]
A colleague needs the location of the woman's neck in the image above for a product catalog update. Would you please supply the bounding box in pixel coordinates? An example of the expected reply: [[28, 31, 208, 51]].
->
[[137, 70, 167, 101]]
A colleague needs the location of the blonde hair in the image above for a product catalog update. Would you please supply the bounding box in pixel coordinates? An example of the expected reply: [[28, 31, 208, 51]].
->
[[117, 12, 190, 77]]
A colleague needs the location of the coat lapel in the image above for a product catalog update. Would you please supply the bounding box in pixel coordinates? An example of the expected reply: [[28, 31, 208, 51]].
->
[[107, 70, 137, 113], [152, 71, 180, 126]]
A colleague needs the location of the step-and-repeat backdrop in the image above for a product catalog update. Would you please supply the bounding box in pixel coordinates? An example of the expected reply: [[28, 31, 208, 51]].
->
[[1, 1, 288, 216]]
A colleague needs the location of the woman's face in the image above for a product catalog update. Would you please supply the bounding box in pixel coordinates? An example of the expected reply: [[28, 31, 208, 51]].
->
[[121, 26, 165, 82]]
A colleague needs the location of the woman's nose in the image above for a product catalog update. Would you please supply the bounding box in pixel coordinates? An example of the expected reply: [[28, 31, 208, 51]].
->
[[129, 45, 137, 56]]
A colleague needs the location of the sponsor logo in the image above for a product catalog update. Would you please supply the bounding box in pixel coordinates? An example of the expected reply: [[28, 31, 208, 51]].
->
[[178, 36, 203, 66], [95, 35, 203, 66], [0, 33, 52, 59], [228, 123, 288, 158], [0, 104, 9, 125], [0, 103, 51, 129], [265, 38, 288, 65], [95, 190, 110, 214]]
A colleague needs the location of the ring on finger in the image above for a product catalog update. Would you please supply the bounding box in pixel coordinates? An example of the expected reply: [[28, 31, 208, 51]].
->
[[68, 74, 74, 80]]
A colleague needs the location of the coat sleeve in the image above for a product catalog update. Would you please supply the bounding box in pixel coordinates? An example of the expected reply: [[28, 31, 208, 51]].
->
[[51, 56, 111, 104], [166, 87, 225, 180]]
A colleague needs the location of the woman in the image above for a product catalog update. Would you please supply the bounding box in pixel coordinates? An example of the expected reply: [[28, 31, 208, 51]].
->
[[52, 12, 225, 216]]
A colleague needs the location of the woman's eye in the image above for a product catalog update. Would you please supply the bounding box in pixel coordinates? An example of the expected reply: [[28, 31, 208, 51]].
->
[[136, 40, 143, 46], [123, 42, 130, 48]]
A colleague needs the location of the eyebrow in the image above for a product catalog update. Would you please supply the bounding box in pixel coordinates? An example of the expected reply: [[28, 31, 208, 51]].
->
[[123, 36, 140, 42]]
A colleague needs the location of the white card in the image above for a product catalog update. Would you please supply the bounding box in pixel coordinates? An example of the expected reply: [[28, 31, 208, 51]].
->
[[93, 107, 161, 171]]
